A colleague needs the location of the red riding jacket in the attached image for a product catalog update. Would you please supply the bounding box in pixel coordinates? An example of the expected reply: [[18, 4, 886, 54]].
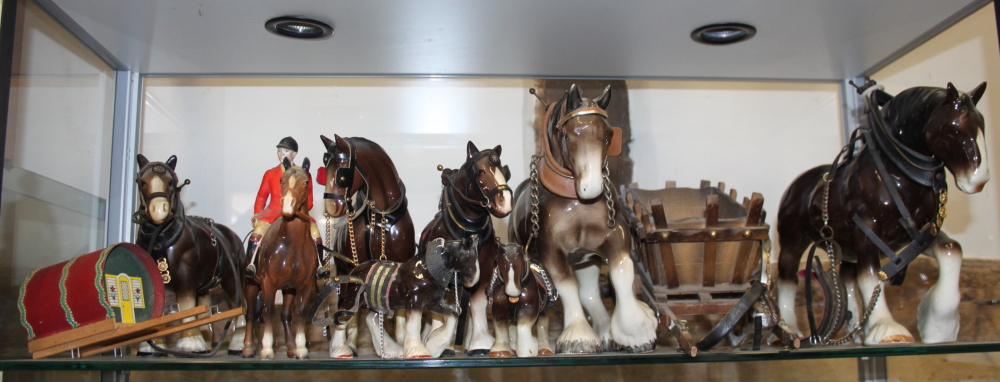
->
[[253, 165, 315, 224]]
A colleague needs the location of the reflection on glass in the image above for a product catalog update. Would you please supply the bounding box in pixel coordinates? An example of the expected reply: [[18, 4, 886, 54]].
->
[[0, 0, 116, 359]]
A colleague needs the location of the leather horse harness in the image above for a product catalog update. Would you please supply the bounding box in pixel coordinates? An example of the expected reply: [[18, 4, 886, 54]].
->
[[322, 137, 408, 266], [438, 148, 512, 245], [134, 162, 225, 294]]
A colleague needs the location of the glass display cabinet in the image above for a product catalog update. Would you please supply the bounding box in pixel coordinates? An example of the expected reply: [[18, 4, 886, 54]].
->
[[0, 0, 999, 381]]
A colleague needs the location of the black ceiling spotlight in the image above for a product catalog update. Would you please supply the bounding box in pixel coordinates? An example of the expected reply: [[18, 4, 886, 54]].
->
[[691, 23, 756, 45], [265, 16, 334, 40]]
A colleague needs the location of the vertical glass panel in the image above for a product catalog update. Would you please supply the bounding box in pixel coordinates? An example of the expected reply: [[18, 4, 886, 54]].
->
[[0, 0, 116, 358]]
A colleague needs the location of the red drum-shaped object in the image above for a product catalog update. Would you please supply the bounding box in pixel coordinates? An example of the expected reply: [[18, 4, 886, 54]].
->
[[17, 243, 165, 341]]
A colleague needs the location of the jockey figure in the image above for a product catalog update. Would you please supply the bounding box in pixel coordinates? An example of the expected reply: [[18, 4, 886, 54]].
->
[[245, 136, 329, 279]]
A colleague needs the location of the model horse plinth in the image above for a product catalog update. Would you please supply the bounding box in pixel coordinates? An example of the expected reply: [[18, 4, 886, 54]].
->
[[510, 84, 657, 354], [777, 81, 988, 346]]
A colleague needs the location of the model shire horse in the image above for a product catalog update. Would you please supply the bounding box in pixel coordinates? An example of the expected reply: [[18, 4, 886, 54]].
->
[[319, 134, 416, 358], [777, 81, 988, 345], [133, 154, 246, 355], [486, 243, 557, 357], [418, 141, 514, 356], [510, 84, 658, 354], [316, 236, 480, 358]]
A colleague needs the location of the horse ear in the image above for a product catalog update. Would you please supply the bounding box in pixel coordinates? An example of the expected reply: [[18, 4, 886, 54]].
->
[[969, 82, 987, 106], [493, 145, 502, 157], [334, 134, 349, 150], [594, 85, 612, 110], [945, 82, 960, 104], [467, 141, 479, 160], [302, 157, 310, 173], [321, 135, 334, 150], [136, 154, 149, 168], [282, 157, 291, 171], [165, 155, 177, 170], [566, 84, 582, 112]]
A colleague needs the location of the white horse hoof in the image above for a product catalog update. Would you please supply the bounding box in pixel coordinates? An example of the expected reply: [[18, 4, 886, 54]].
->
[[610, 301, 658, 353], [260, 348, 275, 360], [556, 320, 602, 354], [329, 344, 354, 359], [294, 348, 309, 359], [864, 319, 915, 344], [175, 335, 210, 352], [404, 339, 432, 359]]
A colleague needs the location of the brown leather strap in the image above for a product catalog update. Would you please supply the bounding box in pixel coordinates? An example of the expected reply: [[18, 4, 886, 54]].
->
[[608, 126, 622, 156]]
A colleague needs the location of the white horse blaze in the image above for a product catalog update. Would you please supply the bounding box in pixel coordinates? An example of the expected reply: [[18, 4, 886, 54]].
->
[[492, 168, 512, 215], [505, 267, 519, 298], [573, 149, 604, 200], [148, 176, 170, 224]]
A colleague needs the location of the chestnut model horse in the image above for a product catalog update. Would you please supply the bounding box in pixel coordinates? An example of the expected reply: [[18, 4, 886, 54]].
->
[[319, 135, 416, 358], [510, 84, 658, 354], [418, 141, 513, 356], [133, 155, 246, 355], [242, 158, 317, 359], [486, 243, 557, 357], [777, 82, 988, 345]]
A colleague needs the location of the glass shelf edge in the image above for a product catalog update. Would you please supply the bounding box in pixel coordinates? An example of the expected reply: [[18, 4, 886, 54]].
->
[[2, 342, 1000, 371]]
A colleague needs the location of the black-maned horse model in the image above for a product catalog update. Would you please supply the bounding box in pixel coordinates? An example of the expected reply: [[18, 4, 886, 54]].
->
[[776, 82, 988, 345]]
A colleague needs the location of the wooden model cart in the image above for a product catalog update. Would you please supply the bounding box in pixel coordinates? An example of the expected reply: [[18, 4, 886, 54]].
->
[[622, 181, 799, 356]]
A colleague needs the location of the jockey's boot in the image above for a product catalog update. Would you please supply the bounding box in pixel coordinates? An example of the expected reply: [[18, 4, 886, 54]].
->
[[244, 234, 261, 277], [315, 237, 330, 279]]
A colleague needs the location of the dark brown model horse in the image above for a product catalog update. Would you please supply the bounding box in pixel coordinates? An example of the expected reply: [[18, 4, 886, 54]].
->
[[510, 84, 657, 354], [133, 154, 245, 355], [418, 141, 513, 356], [319, 134, 415, 358], [317, 236, 480, 358], [242, 158, 317, 359], [486, 243, 556, 357], [777, 82, 988, 345]]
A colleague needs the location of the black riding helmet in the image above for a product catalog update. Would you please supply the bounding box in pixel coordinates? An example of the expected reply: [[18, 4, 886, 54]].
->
[[276, 136, 298, 153]]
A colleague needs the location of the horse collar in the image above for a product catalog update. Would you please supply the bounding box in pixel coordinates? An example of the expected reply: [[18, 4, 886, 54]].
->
[[442, 185, 494, 245], [539, 123, 581, 199], [424, 243, 455, 287]]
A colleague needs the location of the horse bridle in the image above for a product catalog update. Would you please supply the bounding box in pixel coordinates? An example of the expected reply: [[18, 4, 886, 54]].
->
[[323, 138, 367, 204], [460, 149, 512, 208], [135, 163, 189, 218]]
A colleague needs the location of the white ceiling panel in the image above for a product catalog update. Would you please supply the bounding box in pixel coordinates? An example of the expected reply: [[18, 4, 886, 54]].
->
[[44, 0, 991, 80]]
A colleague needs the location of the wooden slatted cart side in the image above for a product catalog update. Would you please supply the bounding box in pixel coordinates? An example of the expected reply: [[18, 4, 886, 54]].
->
[[624, 181, 770, 355]]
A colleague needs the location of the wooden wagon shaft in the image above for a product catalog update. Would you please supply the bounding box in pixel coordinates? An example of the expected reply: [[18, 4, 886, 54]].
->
[[30, 305, 210, 359], [80, 307, 244, 357]]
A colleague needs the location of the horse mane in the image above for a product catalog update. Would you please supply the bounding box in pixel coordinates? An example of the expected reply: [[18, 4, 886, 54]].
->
[[346, 136, 403, 183]]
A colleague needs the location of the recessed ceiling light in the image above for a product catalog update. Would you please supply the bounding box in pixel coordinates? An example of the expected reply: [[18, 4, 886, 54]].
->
[[265, 16, 333, 40], [691, 23, 756, 45]]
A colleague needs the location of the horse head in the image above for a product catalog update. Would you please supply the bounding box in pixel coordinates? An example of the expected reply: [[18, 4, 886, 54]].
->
[[435, 235, 480, 288], [321, 134, 363, 217], [135, 154, 183, 225], [465, 141, 513, 217], [496, 243, 529, 303], [279, 157, 312, 220], [921, 82, 989, 193], [548, 84, 614, 200]]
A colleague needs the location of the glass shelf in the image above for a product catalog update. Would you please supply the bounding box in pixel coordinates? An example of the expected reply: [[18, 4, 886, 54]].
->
[[2, 343, 999, 371]]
